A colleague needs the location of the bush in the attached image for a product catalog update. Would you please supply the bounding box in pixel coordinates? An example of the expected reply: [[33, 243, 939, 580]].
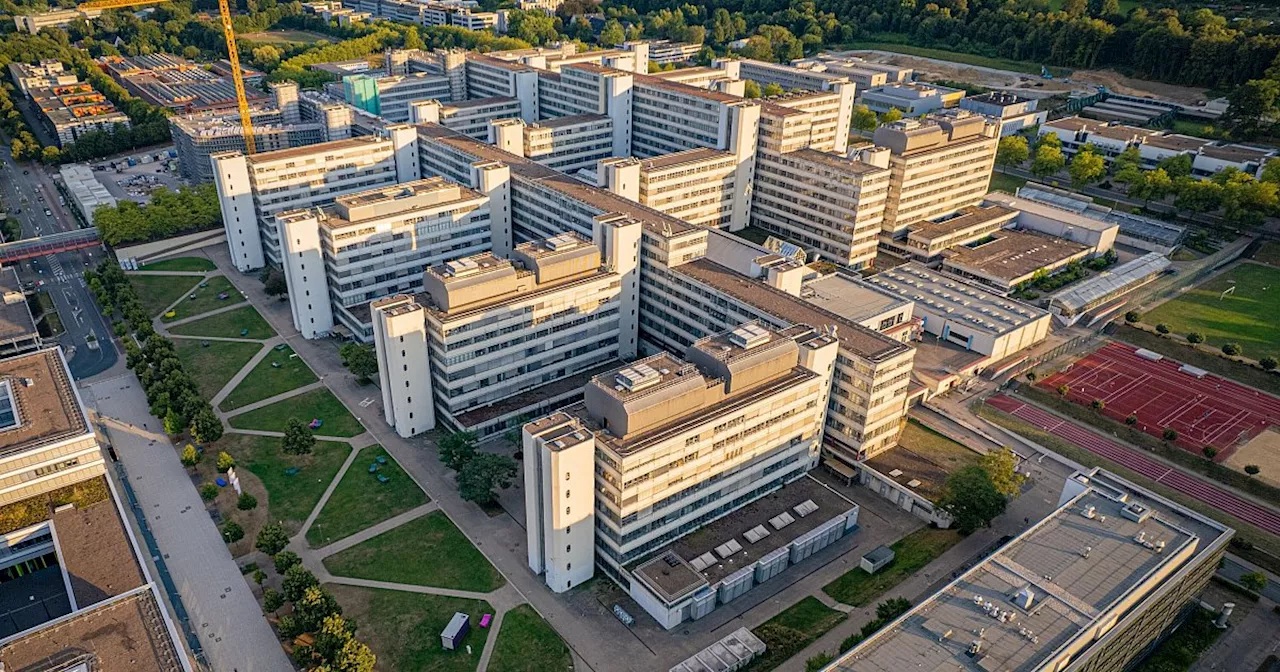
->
[[1261, 356, 1278, 371], [1223, 342, 1242, 356], [1124, 310, 1140, 323], [276, 614, 304, 639], [282, 564, 319, 602], [262, 587, 285, 613], [1203, 446, 1218, 459], [199, 483, 219, 501], [216, 451, 236, 473], [1156, 323, 1171, 334], [1186, 332, 1204, 344], [237, 493, 258, 511], [1246, 464, 1261, 475], [252, 569, 266, 585], [273, 550, 302, 574], [180, 444, 201, 467], [1125, 414, 1138, 425], [806, 653, 835, 672], [1057, 384, 1070, 396], [1025, 371, 1037, 381], [221, 520, 244, 543], [256, 523, 289, 556], [1091, 399, 1105, 410], [1163, 428, 1179, 441]]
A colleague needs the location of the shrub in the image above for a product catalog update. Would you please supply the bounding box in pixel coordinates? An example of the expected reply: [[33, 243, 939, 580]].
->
[[256, 523, 289, 556], [1186, 332, 1204, 344], [1245, 464, 1261, 475], [1203, 446, 1218, 459], [216, 451, 236, 472], [1240, 571, 1268, 593], [1125, 414, 1138, 425], [273, 550, 302, 575], [1057, 384, 1070, 396], [1091, 398, 1105, 410], [276, 614, 304, 639], [199, 483, 219, 501], [237, 493, 258, 511], [282, 564, 319, 602], [180, 444, 200, 467], [1025, 370, 1037, 381], [1163, 427, 1178, 441], [1155, 323, 1171, 334], [221, 520, 244, 543], [806, 653, 835, 672], [1261, 356, 1278, 371], [262, 588, 285, 613], [1223, 342, 1242, 356], [1124, 310, 1140, 323], [252, 569, 266, 585]]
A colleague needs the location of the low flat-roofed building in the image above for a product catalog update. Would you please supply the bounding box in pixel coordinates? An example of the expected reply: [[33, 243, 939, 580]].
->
[[0, 269, 39, 357], [1049, 252, 1171, 326], [799, 272, 918, 343], [940, 230, 1093, 294], [982, 192, 1118, 253], [860, 82, 964, 117], [905, 203, 1020, 263], [1013, 183, 1184, 254], [865, 262, 1050, 362], [958, 91, 1046, 136], [1194, 143, 1273, 177], [98, 53, 269, 114], [826, 467, 1233, 672], [410, 96, 522, 139]]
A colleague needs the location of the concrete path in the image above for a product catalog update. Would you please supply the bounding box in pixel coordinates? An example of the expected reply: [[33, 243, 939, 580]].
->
[[83, 376, 293, 672], [208, 339, 276, 408], [168, 334, 264, 344], [128, 270, 212, 277], [220, 381, 327, 418], [311, 502, 440, 559], [297, 444, 362, 543], [477, 607, 506, 671], [162, 299, 248, 328]]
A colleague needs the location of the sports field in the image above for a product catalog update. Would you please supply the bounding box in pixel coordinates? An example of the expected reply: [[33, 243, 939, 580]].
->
[[1142, 263, 1280, 361]]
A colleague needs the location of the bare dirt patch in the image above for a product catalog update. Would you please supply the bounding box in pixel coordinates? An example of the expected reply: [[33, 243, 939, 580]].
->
[[1225, 428, 1280, 488]]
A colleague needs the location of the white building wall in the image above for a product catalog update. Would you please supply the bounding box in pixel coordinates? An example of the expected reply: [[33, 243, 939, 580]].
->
[[523, 417, 596, 592], [593, 215, 641, 359], [212, 152, 265, 272], [371, 296, 435, 437], [277, 212, 335, 339]]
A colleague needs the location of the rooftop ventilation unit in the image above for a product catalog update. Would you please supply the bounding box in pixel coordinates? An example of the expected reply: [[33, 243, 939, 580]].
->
[[444, 257, 481, 277], [793, 500, 819, 517], [743, 525, 772, 543], [1010, 586, 1035, 609], [546, 233, 579, 251], [768, 512, 796, 530], [729, 324, 771, 350], [1121, 502, 1152, 524], [616, 363, 662, 392], [715, 539, 743, 558]]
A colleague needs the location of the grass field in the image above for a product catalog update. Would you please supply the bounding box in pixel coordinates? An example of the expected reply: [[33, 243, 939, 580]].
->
[[130, 274, 202, 317], [822, 528, 962, 607], [306, 445, 428, 547], [1142, 263, 1280, 361], [173, 340, 262, 400], [140, 257, 215, 272], [327, 585, 492, 672], [747, 597, 846, 672], [219, 345, 317, 411], [323, 511, 505, 592], [487, 605, 574, 672], [1252, 241, 1280, 267], [850, 39, 1068, 77], [161, 276, 245, 322], [1169, 118, 1226, 141], [990, 172, 1028, 194], [239, 29, 331, 44], [228, 388, 362, 437], [168, 305, 275, 340], [209, 433, 350, 534]]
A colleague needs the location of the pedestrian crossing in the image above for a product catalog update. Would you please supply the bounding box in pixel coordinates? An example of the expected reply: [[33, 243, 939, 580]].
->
[[44, 254, 68, 283]]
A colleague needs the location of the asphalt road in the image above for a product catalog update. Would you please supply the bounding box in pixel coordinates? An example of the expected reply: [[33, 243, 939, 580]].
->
[[0, 147, 118, 378]]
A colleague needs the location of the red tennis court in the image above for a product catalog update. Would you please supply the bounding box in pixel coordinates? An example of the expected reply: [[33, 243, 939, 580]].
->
[[1039, 342, 1280, 461]]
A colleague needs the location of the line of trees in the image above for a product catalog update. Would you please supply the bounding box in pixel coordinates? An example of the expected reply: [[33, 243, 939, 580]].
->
[[93, 183, 221, 246]]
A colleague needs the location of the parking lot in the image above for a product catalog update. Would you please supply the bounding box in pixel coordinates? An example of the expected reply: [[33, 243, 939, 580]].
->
[[91, 146, 185, 205]]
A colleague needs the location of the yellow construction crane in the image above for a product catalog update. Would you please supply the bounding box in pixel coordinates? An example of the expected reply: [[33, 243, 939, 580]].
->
[[78, 0, 258, 154]]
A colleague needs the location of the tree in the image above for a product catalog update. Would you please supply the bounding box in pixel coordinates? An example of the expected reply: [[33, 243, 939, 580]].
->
[[1223, 79, 1280, 139], [1245, 464, 1261, 475], [339, 343, 378, 381], [437, 430, 477, 471], [1261, 158, 1280, 184], [163, 407, 184, 435], [282, 417, 315, 455], [315, 614, 376, 672], [1092, 398, 1106, 410], [599, 19, 625, 46], [742, 80, 762, 98], [1113, 165, 1143, 188], [217, 451, 236, 472], [938, 466, 1007, 534], [1068, 146, 1107, 187], [181, 444, 201, 467], [875, 597, 912, 621], [995, 135, 1029, 167], [1111, 146, 1142, 175], [221, 520, 244, 543], [1202, 446, 1218, 459], [1126, 414, 1138, 425], [1131, 168, 1173, 203], [879, 108, 903, 124], [263, 588, 285, 614], [762, 82, 785, 97], [252, 44, 282, 70], [1062, 0, 1087, 17], [256, 522, 290, 556], [1260, 356, 1277, 371], [1163, 427, 1179, 441], [978, 447, 1025, 498], [852, 104, 878, 132], [200, 483, 218, 501], [1125, 310, 1140, 323], [1239, 571, 1268, 592], [508, 9, 559, 46], [1174, 178, 1224, 212], [282, 564, 319, 603], [274, 550, 302, 574], [190, 406, 223, 443], [1157, 154, 1193, 179], [238, 493, 258, 510], [1156, 323, 1171, 334], [294, 585, 342, 630], [263, 270, 287, 297], [1032, 144, 1066, 177], [1058, 384, 1070, 396], [457, 452, 518, 505], [1186, 332, 1204, 344], [1223, 342, 1242, 356]]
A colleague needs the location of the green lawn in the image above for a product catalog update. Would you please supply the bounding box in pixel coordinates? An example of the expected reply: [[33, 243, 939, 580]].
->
[[822, 528, 962, 607], [487, 605, 574, 672], [323, 511, 505, 592], [240, 29, 331, 44], [140, 257, 216, 272], [1252, 241, 1280, 267], [1170, 118, 1226, 141], [209, 433, 350, 534], [227, 388, 363, 437], [306, 445, 428, 547], [218, 345, 318, 411], [747, 597, 846, 672], [1142, 263, 1280, 361], [173, 340, 263, 401], [850, 39, 1068, 77], [328, 585, 492, 672], [168, 305, 275, 340], [129, 274, 202, 317], [161, 275, 245, 322], [989, 171, 1028, 194]]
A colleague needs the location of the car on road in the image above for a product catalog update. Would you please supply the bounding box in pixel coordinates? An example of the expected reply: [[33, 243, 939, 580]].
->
[[37, 195, 43, 202], [22, 170, 28, 175], [43, 208, 51, 217]]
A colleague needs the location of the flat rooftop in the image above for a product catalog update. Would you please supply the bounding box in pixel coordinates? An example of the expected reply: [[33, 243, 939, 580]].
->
[[453, 360, 618, 426], [1199, 143, 1272, 163], [245, 135, 385, 164], [801, 273, 910, 326], [833, 469, 1232, 672], [0, 349, 90, 458], [678, 259, 911, 362], [1012, 184, 1184, 247], [866, 262, 1049, 336], [639, 147, 733, 171], [0, 268, 37, 344], [942, 230, 1089, 282], [908, 203, 1019, 242], [633, 475, 855, 600], [1143, 134, 1210, 152]]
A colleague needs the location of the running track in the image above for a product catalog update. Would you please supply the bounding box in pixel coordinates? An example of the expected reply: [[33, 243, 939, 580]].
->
[[987, 394, 1280, 536]]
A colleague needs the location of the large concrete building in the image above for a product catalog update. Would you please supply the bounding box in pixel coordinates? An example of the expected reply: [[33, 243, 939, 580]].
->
[[524, 323, 842, 626], [274, 176, 492, 339], [0, 269, 40, 358], [98, 53, 268, 114], [825, 468, 1233, 672], [343, 71, 453, 123], [17, 63, 131, 146]]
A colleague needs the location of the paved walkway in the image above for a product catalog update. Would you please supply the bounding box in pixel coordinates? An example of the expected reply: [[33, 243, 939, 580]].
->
[[220, 381, 326, 418], [163, 297, 250, 327]]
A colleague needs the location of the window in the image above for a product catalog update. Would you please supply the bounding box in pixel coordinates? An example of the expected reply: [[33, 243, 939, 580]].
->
[[565, 506, 570, 516], [566, 545, 571, 553], [565, 472, 570, 481], [565, 490, 570, 499]]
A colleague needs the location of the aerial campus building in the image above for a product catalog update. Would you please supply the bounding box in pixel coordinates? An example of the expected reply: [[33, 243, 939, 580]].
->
[[825, 468, 1233, 672], [0, 348, 191, 670]]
